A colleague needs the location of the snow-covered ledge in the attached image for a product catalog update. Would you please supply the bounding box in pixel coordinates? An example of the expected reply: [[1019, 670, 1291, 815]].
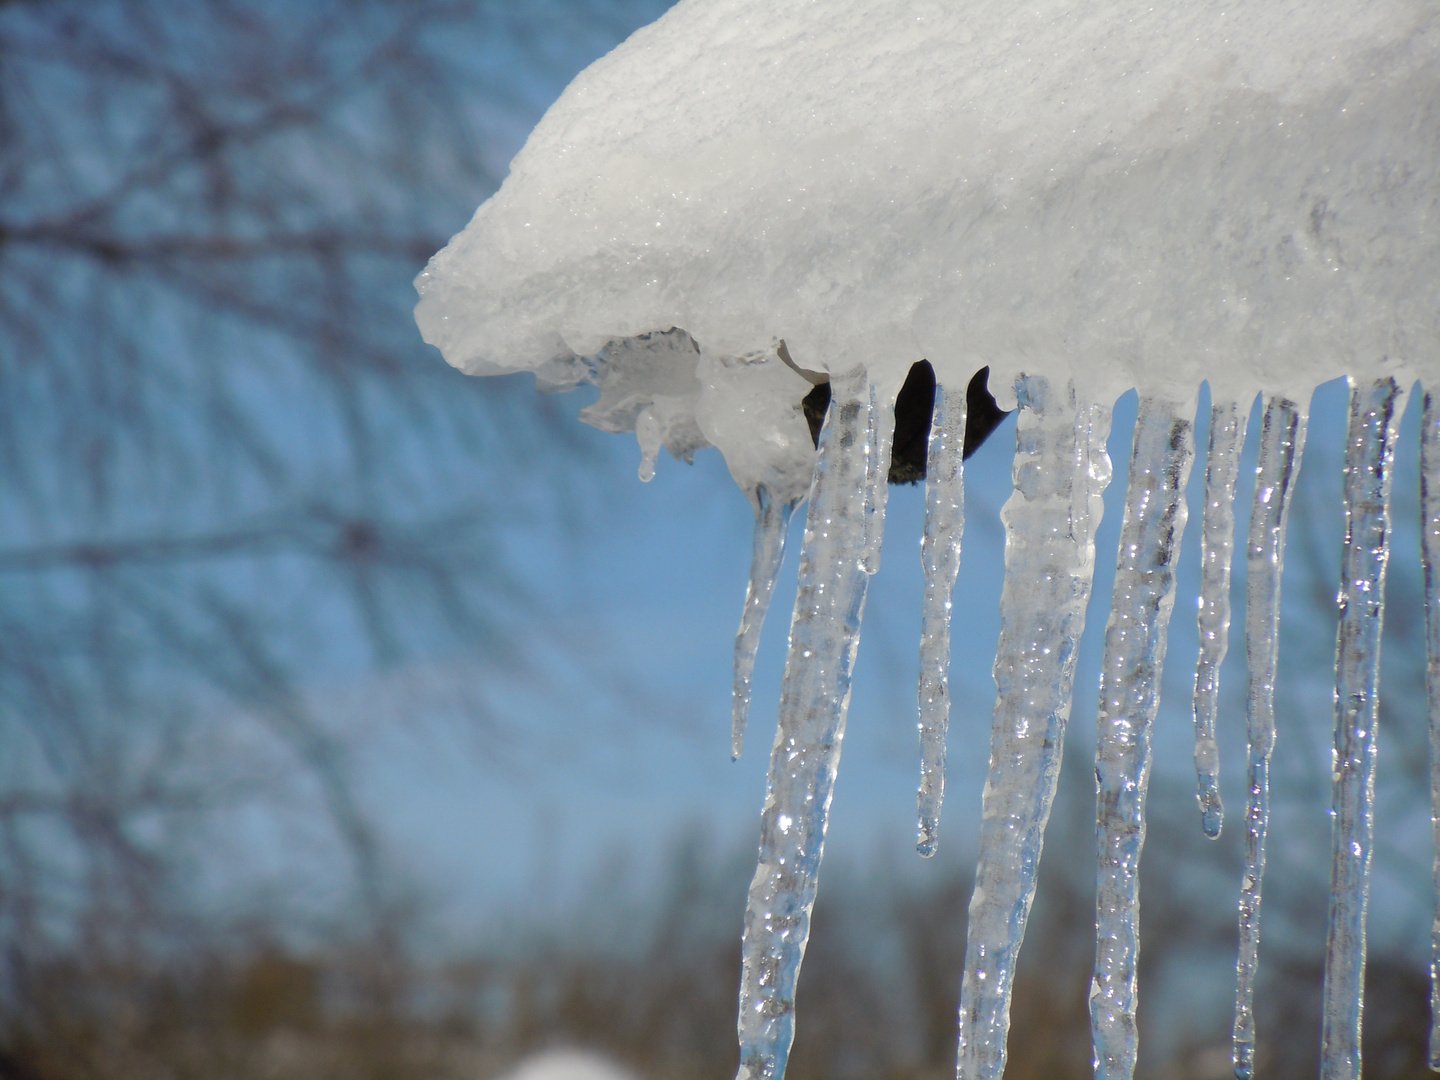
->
[[415, 4, 1440, 1079]]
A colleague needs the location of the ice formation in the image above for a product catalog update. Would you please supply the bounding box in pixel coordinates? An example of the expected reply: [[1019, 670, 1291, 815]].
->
[[736, 364, 876, 1077], [415, 2, 1440, 1078], [1091, 397, 1195, 1080], [1423, 395, 1440, 1070], [1193, 401, 1246, 840], [957, 378, 1111, 1080], [1322, 379, 1408, 1078], [916, 374, 967, 857], [1232, 396, 1307, 1080]]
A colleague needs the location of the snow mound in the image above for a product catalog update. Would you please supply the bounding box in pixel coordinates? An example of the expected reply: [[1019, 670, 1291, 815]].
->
[[417, 0, 1439, 491], [494, 1050, 642, 1080]]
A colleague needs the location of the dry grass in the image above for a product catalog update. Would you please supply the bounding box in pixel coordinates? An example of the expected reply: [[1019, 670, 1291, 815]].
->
[[3, 832, 1431, 1080]]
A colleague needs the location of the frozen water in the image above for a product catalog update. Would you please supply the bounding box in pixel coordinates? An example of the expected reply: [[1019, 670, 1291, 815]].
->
[[413, 2, 1440, 1078], [1192, 399, 1247, 839], [1320, 378, 1407, 1080], [1091, 398, 1195, 1080], [577, 329, 710, 478], [1232, 396, 1308, 1080], [956, 377, 1111, 1080], [736, 366, 876, 1080], [916, 378, 967, 857], [860, 380, 897, 575], [695, 347, 816, 507], [1425, 392, 1440, 1070], [731, 487, 798, 758]]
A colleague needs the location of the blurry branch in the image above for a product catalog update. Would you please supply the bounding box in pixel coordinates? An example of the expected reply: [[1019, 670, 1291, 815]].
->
[[0, 503, 505, 577], [0, 0, 659, 974], [8, 229, 443, 263]]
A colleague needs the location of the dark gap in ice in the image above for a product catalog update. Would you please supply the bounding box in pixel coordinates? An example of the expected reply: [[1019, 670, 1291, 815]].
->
[[889, 361, 936, 484], [800, 363, 1010, 479], [961, 367, 1010, 461], [801, 381, 831, 449]]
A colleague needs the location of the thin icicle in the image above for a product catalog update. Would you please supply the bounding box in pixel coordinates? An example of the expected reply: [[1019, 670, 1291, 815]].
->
[[636, 405, 663, 482], [732, 486, 799, 759], [1232, 394, 1308, 1080], [916, 378, 968, 856], [1091, 396, 1197, 1080], [1320, 377, 1407, 1080], [956, 377, 1112, 1080], [735, 365, 878, 1080], [861, 379, 897, 575], [1193, 398, 1248, 838], [1423, 391, 1440, 1071]]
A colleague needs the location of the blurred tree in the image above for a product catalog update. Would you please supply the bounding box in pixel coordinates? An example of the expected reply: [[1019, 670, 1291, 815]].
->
[[0, 0, 670, 984]]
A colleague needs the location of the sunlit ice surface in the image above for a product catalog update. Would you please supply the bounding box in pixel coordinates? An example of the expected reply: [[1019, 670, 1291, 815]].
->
[[415, 3, 1440, 1079]]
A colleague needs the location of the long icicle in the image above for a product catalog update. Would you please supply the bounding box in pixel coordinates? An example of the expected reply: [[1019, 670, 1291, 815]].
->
[[1320, 377, 1407, 1080], [861, 378, 897, 575], [732, 486, 799, 758], [735, 365, 878, 1080], [956, 376, 1112, 1080], [1423, 390, 1440, 1070], [1091, 396, 1197, 1080], [1192, 397, 1248, 838], [1232, 394, 1308, 1080], [916, 377, 969, 856]]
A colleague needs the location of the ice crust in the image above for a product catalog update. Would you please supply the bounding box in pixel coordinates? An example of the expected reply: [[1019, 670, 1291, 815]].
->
[[418, 0, 1439, 497]]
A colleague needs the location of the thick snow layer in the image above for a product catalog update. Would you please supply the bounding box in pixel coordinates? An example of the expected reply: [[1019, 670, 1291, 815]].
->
[[417, 0, 1439, 491]]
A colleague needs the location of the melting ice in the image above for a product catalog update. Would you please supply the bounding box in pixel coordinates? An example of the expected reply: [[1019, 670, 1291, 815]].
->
[[415, 1, 1440, 1078]]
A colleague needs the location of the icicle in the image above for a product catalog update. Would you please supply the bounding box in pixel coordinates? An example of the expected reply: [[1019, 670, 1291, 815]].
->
[[1320, 377, 1406, 1080], [732, 487, 799, 759], [1231, 394, 1307, 1080], [735, 365, 878, 1080], [1424, 390, 1440, 1071], [1192, 398, 1248, 838], [916, 377, 968, 856], [861, 379, 897, 575], [956, 377, 1112, 1080], [1091, 396, 1197, 1080], [636, 405, 662, 481]]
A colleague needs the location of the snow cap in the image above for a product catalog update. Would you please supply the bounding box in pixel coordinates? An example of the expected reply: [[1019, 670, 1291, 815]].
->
[[417, 0, 1440, 490]]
